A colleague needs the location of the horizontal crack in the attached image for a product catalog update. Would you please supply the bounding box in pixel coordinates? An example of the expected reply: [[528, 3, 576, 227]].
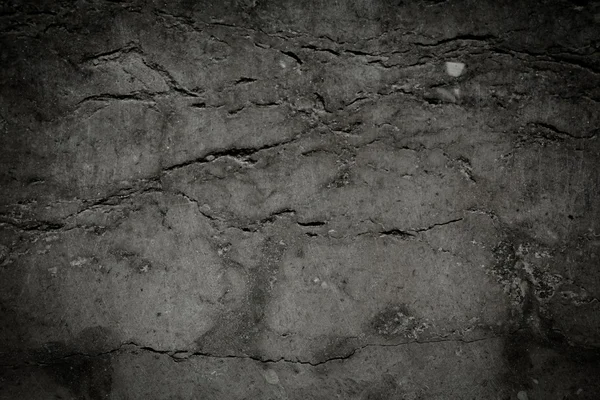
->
[[0, 335, 509, 369], [76, 92, 157, 107], [297, 220, 327, 227], [412, 33, 498, 47], [378, 229, 415, 239], [360, 217, 464, 239]]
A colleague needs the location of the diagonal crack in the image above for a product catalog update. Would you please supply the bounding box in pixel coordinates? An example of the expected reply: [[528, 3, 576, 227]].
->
[[140, 57, 203, 97], [162, 134, 300, 173], [411, 217, 464, 233], [79, 42, 141, 64], [168, 189, 221, 223], [528, 122, 598, 141]]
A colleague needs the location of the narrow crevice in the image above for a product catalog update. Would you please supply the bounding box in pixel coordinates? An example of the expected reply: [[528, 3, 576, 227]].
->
[[0, 335, 513, 369], [414, 34, 498, 47], [234, 77, 257, 85], [529, 122, 598, 140], [189, 102, 207, 109], [343, 48, 376, 57], [258, 208, 296, 224], [79, 43, 141, 64], [140, 58, 203, 97], [297, 221, 327, 227], [280, 50, 303, 64], [301, 44, 340, 56], [0, 219, 65, 233], [162, 135, 299, 173], [378, 229, 415, 239], [314, 92, 329, 112], [168, 190, 221, 223], [412, 218, 464, 233], [76, 92, 155, 105]]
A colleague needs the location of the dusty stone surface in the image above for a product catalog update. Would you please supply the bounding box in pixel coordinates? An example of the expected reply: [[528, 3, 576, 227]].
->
[[1, 0, 599, 398]]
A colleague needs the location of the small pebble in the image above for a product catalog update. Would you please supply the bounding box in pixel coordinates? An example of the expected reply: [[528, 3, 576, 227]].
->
[[264, 369, 279, 385], [517, 391, 528, 400], [0, 244, 9, 263]]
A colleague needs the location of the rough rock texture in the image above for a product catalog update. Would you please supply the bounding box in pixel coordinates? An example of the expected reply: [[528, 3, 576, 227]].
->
[[1, 0, 600, 399]]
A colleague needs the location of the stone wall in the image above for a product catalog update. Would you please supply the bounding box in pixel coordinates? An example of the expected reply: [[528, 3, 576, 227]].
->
[[1, 0, 599, 398]]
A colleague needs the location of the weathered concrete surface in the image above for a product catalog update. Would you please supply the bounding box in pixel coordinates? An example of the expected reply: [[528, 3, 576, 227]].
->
[[1, 0, 599, 398]]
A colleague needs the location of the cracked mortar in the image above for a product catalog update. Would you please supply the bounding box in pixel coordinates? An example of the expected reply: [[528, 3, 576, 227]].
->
[[1, 0, 600, 399]]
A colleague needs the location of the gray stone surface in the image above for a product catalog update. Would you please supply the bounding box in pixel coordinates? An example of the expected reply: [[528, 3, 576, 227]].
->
[[1, 0, 599, 399]]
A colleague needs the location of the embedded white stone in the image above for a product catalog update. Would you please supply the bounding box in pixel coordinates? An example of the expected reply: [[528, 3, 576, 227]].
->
[[446, 61, 465, 77]]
